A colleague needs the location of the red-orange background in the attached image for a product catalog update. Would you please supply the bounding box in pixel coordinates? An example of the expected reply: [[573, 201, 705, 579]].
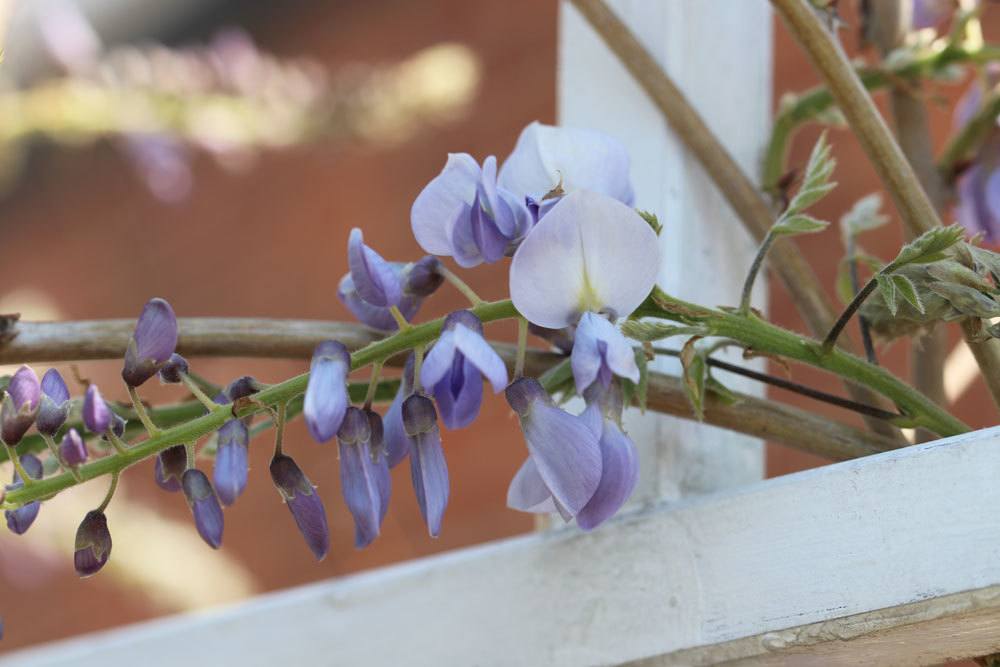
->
[[0, 0, 995, 654]]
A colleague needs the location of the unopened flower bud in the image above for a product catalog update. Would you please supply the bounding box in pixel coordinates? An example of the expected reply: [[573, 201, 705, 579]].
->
[[122, 298, 178, 387], [5, 454, 43, 535], [74, 510, 112, 577], [1, 366, 40, 445], [154, 445, 188, 492], [182, 469, 224, 549], [157, 353, 189, 384], [82, 384, 111, 434], [270, 454, 329, 560], [60, 428, 88, 467], [36, 369, 70, 436], [403, 256, 443, 297], [213, 419, 250, 506]]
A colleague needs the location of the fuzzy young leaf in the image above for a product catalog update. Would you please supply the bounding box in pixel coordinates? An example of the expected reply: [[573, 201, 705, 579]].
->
[[876, 273, 898, 316], [839, 193, 889, 242], [680, 337, 707, 421], [771, 214, 830, 237], [786, 132, 837, 216], [968, 245, 1000, 282], [928, 282, 1000, 318], [889, 224, 965, 270], [891, 274, 924, 314], [926, 260, 995, 293], [620, 320, 707, 343]]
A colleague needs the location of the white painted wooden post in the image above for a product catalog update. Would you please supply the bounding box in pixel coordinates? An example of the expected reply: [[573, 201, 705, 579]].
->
[[558, 1, 771, 500]]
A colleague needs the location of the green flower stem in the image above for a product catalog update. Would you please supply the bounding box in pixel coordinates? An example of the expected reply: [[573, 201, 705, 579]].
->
[[641, 287, 969, 437], [763, 44, 1000, 193], [127, 385, 161, 436], [2, 300, 518, 508], [96, 472, 120, 513], [514, 317, 529, 378], [180, 373, 219, 411], [438, 265, 484, 306]]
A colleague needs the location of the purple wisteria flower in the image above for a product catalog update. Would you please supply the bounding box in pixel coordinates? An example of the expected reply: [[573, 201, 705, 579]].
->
[[411, 154, 532, 267], [337, 407, 390, 548], [270, 454, 330, 560], [60, 428, 88, 467], [155, 445, 188, 492], [402, 395, 448, 537], [505, 378, 602, 521], [338, 256, 443, 331], [5, 454, 43, 535], [420, 310, 508, 429], [122, 298, 179, 387], [575, 387, 639, 531], [303, 340, 350, 443], [509, 190, 660, 329], [571, 312, 639, 394], [82, 384, 112, 434], [912, 0, 952, 30], [954, 65, 1000, 244], [498, 122, 635, 218], [213, 419, 250, 506], [182, 469, 224, 549], [36, 369, 71, 436], [348, 228, 402, 308], [383, 354, 415, 468], [74, 510, 112, 577], [365, 407, 391, 526], [2, 366, 41, 445]]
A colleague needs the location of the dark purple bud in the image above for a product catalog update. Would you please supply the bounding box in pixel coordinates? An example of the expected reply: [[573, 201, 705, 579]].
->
[[5, 454, 42, 535], [36, 369, 71, 436], [74, 510, 112, 577], [154, 445, 188, 492], [82, 385, 111, 434], [107, 413, 126, 439], [157, 353, 189, 384], [1, 366, 41, 445], [182, 469, 224, 549], [403, 256, 443, 297], [59, 428, 88, 467], [442, 309, 484, 335], [403, 395, 448, 537], [505, 377, 550, 415], [122, 298, 178, 387], [347, 227, 402, 307], [270, 454, 329, 560], [224, 376, 262, 401], [213, 419, 249, 506], [303, 340, 350, 443], [338, 408, 383, 547]]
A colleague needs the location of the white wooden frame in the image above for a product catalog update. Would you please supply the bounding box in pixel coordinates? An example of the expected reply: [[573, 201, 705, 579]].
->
[[7, 2, 997, 666], [7, 427, 1000, 666]]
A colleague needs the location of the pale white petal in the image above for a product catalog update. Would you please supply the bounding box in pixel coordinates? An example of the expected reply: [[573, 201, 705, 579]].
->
[[411, 153, 481, 255]]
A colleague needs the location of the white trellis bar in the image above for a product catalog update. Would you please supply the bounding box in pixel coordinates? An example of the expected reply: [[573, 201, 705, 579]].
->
[[6, 427, 1000, 666], [6, 2, 998, 666]]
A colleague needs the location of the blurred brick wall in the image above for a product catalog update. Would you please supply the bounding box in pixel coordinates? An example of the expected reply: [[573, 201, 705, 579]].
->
[[0, 0, 995, 655]]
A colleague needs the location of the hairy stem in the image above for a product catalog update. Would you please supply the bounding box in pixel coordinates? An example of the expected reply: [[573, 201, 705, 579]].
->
[[127, 385, 160, 436], [438, 265, 484, 306], [643, 287, 969, 436]]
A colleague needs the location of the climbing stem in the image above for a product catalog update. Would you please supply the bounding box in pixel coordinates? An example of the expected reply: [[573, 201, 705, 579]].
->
[[823, 278, 880, 351], [739, 231, 776, 315]]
